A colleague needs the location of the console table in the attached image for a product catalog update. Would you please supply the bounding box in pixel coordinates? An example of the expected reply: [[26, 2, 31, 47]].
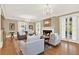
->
[[10, 32, 14, 39]]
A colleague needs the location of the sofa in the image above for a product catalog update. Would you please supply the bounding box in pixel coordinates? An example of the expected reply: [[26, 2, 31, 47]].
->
[[19, 35, 44, 55]]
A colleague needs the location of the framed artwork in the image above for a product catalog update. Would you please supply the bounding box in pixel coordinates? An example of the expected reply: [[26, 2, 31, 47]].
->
[[43, 18, 51, 27], [9, 23, 15, 31], [29, 25, 33, 30]]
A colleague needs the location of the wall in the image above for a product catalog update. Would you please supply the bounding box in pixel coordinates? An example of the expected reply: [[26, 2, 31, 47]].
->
[[0, 8, 3, 48], [4, 19, 36, 38], [35, 21, 42, 35], [4, 19, 18, 37], [0, 13, 2, 48], [78, 16, 79, 41], [51, 17, 60, 33], [40, 17, 60, 34]]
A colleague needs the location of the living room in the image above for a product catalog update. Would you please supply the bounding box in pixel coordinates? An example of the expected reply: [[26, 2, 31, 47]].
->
[[0, 4, 79, 55]]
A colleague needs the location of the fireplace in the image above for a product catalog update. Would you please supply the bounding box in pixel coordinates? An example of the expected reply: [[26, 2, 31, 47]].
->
[[43, 30, 52, 36], [43, 30, 52, 41]]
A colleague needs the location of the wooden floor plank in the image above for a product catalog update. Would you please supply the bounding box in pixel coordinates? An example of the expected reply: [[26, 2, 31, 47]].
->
[[42, 41, 79, 55], [0, 38, 79, 55], [0, 38, 17, 55]]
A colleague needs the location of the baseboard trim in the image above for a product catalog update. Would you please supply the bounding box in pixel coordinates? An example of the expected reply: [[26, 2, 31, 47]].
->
[[61, 39, 79, 44]]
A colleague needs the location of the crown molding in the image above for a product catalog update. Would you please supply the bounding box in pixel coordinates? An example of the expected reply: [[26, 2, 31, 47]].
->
[[1, 5, 7, 17]]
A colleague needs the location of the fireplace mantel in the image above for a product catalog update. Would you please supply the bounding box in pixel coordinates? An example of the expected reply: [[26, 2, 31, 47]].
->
[[42, 27, 54, 32]]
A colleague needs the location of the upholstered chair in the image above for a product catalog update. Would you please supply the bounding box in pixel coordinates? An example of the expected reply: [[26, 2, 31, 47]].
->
[[49, 33, 61, 46]]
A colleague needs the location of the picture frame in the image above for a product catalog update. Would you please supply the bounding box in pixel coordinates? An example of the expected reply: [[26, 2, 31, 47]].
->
[[9, 23, 15, 31], [43, 18, 51, 27], [29, 25, 33, 30]]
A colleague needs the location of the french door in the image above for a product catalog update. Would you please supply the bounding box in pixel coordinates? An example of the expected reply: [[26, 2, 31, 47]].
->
[[60, 15, 78, 41]]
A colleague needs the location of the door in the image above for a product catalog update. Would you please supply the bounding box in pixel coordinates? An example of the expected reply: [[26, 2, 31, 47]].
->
[[60, 15, 78, 41]]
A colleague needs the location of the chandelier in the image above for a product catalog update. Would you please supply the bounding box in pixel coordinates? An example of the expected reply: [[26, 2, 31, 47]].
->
[[43, 4, 53, 18]]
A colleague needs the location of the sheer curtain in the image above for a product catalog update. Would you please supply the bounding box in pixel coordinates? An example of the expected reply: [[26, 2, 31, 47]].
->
[[72, 16, 78, 41], [60, 15, 78, 42], [59, 16, 67, 39]]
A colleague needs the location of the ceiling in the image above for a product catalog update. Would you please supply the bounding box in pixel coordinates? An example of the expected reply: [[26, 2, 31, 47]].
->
[[1, 4, 79, 22]]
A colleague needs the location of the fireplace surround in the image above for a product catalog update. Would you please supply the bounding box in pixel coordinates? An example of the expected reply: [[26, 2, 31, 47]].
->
[[43, 30, 52, 36]]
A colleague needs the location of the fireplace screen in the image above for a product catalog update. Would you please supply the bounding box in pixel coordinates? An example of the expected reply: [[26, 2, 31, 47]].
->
[[43, 30, 52, 36]]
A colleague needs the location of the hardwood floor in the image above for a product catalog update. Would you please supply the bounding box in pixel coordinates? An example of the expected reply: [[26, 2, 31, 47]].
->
[[0, 38, 17, 55], [42, 41, 79, 55], [0, 38, 79, 55]]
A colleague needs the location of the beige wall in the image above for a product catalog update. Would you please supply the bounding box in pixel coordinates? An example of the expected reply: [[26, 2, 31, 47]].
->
[[77, 13, 79, 41], [40, 17, 60, 34], [0, 14, 3, 48], [0, 15, 1, 40], [0, 7, 3, 48], [0, 8, 1, 42], [51, 17, 60, 33], [0, 15, 1, 44], [4, 17, 60, 38], [4, 19, 36, 37], [0, 15, 2, 48], [4, 19, 18, 37]]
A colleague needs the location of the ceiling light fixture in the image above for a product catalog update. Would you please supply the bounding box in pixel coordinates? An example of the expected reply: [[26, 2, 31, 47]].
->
[[43, 4, 53, 18]]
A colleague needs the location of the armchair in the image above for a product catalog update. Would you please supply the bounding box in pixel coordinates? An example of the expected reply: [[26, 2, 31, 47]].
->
[[49, 33, 61, 46], [17, 31, 27, 40]]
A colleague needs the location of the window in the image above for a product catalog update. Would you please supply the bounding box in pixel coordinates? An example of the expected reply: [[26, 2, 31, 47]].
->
[[18, 22, 27, 33]]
